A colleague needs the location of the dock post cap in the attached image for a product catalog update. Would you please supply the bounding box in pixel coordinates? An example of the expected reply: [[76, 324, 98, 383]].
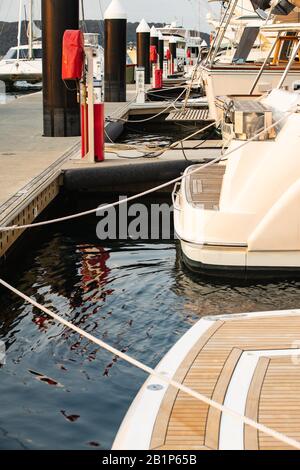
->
[[136, 19, 151, 33], [150, 25, 159, 37], [169, 35, 177, 43], [104, 0, 127, 20]]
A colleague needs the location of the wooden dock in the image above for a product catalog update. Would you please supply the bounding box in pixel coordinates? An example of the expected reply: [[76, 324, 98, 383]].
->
[[0, 86, 218, 259], [0, 92, 79, 258], [0, 89, 141, 258]]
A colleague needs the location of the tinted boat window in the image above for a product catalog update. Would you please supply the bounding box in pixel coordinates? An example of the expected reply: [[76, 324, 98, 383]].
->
[[33, 49, 43, 59], [4, 49, 18, 59], [4, 48, 43, 60], [19, 49, 29, 59]]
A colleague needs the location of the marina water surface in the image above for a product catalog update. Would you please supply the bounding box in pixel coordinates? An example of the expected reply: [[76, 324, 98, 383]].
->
[[1, 206, 300, 449]]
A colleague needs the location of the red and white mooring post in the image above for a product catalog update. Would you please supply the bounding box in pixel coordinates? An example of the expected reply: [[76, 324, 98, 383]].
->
[[150, 45, 158, 88], [81, 46, 105, 163], [136, 19, 151, 85], [166, 48, 171, 77], [150, 25, 159, 87], [62, 29, 104, 163]]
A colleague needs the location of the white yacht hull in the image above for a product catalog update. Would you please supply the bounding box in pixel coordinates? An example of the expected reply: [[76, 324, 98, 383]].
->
[[201, 65, 300, 120], [179, 239, 300, 277], [174, 89, 300, 277]]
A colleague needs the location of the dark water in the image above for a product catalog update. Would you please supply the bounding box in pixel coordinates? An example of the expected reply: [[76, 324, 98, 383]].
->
[[120, 121, 220, 147], [0, 88, 298, 449], [1, 204, 300, 450], [0, 94, 216, 449]]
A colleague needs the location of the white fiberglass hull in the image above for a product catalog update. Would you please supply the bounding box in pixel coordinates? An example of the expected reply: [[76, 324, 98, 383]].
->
[[179, 239, 300, 278], [201, 65, 300, 120], [0, 59, 42, 85], [174, 89, 300, 277]]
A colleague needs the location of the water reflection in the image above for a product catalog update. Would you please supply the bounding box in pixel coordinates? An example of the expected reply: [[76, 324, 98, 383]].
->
[[0, 226, 192, 449], [1, 211, 300, 449], [173, 242, 300, 317]]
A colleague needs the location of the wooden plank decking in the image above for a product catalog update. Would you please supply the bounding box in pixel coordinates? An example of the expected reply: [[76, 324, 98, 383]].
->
[[149, 315, 300, 450], [259, 356, 300, 450], [166, 108, 211, 123], [185, 164, 226, 210], [245, 356, 270, 450]]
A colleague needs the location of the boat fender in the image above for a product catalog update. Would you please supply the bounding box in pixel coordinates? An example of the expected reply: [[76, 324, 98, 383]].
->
[[105, 122, 124, 143]]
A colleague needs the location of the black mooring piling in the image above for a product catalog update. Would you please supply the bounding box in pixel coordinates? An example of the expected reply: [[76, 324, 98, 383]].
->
[[150, 26, 159, 52], [150, 25, 159, 79], [41, 0, 80, 137], [169, 36, 177, 69], [158, 33, 164, 71], [136, 19, 151, 85], [104, 0, 127, 102]]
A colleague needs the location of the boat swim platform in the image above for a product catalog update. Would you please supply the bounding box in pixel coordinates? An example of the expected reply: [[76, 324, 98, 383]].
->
[[185, 163, 226, 210], [113, 310, 300, 451], [127, 99, 209, 118], [166, 107, 211, 123]]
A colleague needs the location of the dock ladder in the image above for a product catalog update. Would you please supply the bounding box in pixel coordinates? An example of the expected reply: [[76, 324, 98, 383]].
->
[[205, 0, 239, 65]]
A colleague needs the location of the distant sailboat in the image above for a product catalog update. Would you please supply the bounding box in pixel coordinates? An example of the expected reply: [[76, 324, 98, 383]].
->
[[0, 0, 104, 90], [0, 0, 43, 89]]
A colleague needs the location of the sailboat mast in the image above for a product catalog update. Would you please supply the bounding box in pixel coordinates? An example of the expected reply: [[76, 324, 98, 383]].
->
[[28, 0, 33, 59], [17, 0, 23, 61]]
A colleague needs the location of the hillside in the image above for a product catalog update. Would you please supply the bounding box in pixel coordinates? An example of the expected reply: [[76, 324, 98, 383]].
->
[[0, 20, 209, 56]]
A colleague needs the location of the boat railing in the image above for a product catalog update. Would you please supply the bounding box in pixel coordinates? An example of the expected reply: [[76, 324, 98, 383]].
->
[[249, 25, 300, 94], [205, 0, 239, 66]]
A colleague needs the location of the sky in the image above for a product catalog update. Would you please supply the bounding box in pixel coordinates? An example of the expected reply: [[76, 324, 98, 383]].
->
[[0, 0, 218, 32]]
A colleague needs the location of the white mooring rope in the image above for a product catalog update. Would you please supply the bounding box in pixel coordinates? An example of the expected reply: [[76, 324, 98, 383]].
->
[[109, 53, 204, 125], [116, 87, 188, 124], [0, 277, 299, 450], [0, 110, 293, 233]]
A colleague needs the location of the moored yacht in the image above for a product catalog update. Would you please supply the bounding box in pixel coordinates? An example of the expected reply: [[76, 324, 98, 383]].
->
[[157, 21, 207, 69], [174, 22, 300, 277], [0, 34, 104, 90], [0, 43, 43, 89], [0, 0, 104, 89], [0, 0, 43, 89], [113, 309, 300, 450], [201, 0, 300, 119]]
